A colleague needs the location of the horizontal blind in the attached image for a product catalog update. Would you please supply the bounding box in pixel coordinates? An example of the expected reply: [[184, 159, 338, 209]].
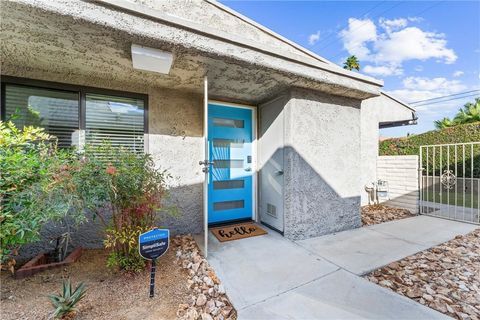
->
[[85, 93, 144, 154], [4, 84, 79, 148]]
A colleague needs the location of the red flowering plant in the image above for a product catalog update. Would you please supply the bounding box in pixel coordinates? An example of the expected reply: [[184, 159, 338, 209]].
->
[[76, 143, 177, 272]]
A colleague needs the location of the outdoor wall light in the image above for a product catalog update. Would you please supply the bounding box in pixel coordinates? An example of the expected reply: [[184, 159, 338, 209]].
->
[[131, 44, 173, 74]]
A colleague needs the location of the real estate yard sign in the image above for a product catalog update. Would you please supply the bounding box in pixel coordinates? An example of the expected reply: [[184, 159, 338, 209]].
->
[[139, 229, 169, 298]]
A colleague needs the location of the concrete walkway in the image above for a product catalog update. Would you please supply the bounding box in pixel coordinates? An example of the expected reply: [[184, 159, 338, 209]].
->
[[206, 216, 477, 319], [297, 215, 478, 275]]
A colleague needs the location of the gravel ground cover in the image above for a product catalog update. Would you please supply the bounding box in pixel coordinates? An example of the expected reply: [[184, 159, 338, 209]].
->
[[175, 235, 236, 320], [362, 204, 415, 226], [366, 228, 480, 320], [1, 235, 235, 320]]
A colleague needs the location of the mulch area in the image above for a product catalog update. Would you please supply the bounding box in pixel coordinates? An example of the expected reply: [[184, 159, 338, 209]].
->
[[366, 228, 480, 320], [1, 236, 236, 320], [362, 204, 415, 226]]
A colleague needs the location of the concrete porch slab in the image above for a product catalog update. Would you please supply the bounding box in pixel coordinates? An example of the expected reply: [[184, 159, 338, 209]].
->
[[296, 215, 477, 275], [296, 226, 425, 275], [239, 269, 450, 320], [207, 227, 339, 310], [369, 215, 479, 247]]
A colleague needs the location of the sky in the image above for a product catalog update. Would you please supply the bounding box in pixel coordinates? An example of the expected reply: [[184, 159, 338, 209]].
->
[[221, 0, 480, 137]]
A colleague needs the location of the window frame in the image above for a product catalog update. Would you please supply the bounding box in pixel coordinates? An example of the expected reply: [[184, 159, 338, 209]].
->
[[0, 76, 149, 135]]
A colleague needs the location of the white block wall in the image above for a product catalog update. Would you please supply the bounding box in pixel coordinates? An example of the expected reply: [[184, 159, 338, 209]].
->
[[377, 155, 419, 213]]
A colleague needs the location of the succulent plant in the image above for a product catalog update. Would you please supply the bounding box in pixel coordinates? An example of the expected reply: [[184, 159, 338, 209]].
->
[[48, 279, 86, 319]]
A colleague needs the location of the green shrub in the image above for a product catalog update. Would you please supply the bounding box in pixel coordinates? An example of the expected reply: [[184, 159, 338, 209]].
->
[[380, 122, 480, 156], [0, 121, 86, 270], [48, 279, 87, 319], [77, 144, 177, 272], [380, 122, 480, 177]]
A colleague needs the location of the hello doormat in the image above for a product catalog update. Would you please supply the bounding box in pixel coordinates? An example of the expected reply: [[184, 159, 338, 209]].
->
[[211, 223, 267, 242]]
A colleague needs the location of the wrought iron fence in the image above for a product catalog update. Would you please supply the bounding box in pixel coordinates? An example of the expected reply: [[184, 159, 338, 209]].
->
[[419, 142, 480, 224]]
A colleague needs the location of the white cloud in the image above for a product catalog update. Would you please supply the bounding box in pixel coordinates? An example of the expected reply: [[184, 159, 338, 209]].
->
[[363, 64, 403, 76], [387, 76, 468, 116], [453, 70, 464, 77], [339, 18, 377, 60], [339, 17, 457, 77], [414, 65, 424, 72], [308, 31, 321, 45], [373, 27, 457, 64], [402, 76, 466, 92], [408, 17, 424, 23], [379, 18, 408, 33]]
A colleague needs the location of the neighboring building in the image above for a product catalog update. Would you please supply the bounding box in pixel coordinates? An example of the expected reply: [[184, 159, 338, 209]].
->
[[0, 0, 415, 258]]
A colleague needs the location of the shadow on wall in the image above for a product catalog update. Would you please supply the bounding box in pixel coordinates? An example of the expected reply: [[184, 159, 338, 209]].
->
[[18, 144, 363, 262], [18, 89, 364, 259], [281, 146, 361, 240], [17, 183, 203, 264], [258, 88, 363, 240]]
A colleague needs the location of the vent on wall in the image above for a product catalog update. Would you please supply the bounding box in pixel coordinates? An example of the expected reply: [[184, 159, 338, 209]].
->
[[266, 203, 277, 218]]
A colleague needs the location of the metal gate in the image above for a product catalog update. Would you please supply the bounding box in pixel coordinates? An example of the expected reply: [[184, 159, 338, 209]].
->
[[419, 142, 480, 224]]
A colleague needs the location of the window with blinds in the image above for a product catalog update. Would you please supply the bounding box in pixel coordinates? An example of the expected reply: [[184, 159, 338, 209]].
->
[[4, 84, 79, 148], [2, 82, 146, 153], [85, 94, 144, 154]]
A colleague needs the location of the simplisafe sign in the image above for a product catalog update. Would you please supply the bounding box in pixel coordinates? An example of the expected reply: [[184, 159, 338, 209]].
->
[[139, 228, 169, 298], [139, 229, 169, 260]]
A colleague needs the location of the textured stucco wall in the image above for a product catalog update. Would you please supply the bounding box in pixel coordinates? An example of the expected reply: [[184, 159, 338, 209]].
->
[[6, 71, 204, 262], [283, 89, 362, 240], [131, 0, 326, 64], [360, 94, 416, 205], [1, 0, 382, 103]]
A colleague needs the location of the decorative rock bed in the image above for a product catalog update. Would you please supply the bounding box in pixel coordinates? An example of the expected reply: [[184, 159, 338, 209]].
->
[[174, 235, 236, 320], [366, 229, 480, 320], [362, 204, 415, 226]]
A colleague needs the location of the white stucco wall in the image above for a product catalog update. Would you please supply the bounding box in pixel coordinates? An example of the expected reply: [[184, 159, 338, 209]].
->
[[283, 89, 363, 239], [360, 93, 416, 206]]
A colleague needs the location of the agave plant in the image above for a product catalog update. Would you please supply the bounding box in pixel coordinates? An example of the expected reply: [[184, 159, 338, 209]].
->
[[48, 279, 87, 319]]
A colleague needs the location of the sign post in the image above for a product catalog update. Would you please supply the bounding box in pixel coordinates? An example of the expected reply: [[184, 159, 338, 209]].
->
[[138, 228, 169, 298]]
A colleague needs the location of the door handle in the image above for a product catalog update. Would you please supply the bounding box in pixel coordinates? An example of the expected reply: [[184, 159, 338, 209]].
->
[[275, 170, 284, 175], [245, 167, 252, 172], [199, 160, 214, 173]]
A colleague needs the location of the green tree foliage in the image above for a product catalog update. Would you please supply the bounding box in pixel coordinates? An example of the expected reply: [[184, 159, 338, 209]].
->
[[434, 98, 480, 129], [1, 121, 177, 273], [379, 122, 480, 177], [434, 117, 455, 130], [0, 121, 85, 270], [343, 55, 360, 71], [77, 144, 177, 272]]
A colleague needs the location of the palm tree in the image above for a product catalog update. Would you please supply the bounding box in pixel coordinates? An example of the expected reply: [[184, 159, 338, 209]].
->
[[434, 117, 455, 130], [453, 98, 480, 124], [343, 55, 360, 71], [434, 98, 480, 129]]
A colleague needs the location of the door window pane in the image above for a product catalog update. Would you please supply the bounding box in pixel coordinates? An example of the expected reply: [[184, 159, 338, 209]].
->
[[214, 200, 244, 211], [213, 117, 244, 128], [4, 84, 79, 148], [214, 160, 244, 168], [85, 93, 144, 153], [213, 139, 244, 148], [214, 180, 245, 190]]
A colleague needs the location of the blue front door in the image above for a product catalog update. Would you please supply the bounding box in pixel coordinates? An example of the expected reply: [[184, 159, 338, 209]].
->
[[208, 103, 253, 224]]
